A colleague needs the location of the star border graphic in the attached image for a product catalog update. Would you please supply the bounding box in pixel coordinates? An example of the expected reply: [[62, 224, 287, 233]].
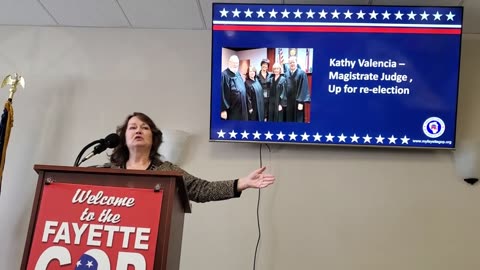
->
[[214, 129, 419, 146]]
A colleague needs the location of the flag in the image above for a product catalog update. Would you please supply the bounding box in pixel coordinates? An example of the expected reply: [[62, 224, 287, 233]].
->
[[306, 48, 310, 72], [278, 48, 284, 64], [0, 99, 13, 195]]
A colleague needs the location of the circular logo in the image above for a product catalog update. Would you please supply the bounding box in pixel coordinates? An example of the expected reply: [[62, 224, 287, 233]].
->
[[422, 117, 445, 138]]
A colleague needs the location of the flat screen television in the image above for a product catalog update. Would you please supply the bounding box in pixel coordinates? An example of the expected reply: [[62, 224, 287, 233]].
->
[[209, 3, 463, 149]]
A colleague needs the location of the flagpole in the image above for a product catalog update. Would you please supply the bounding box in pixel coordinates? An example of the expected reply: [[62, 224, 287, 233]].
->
[[2, 72, 25, 100], [0, 73, 25, 195]]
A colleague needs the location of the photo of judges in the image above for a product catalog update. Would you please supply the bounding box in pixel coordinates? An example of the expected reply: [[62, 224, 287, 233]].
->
[[220, 48, 313, 123]]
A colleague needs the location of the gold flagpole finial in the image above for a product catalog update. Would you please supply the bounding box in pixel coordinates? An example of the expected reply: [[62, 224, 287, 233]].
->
[[1, 73, 25, 100]]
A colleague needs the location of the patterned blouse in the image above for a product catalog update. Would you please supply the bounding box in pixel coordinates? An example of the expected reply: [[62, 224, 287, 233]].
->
[[97, 158, 242, 203]]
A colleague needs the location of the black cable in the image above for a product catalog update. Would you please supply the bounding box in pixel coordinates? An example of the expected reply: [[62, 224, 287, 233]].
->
[[74, 140, 101, 167], [253, 143, 271, 270]]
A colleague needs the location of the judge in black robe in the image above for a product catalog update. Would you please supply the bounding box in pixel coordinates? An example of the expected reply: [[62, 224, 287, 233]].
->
[[221, 55, 247, 121], [284, 56, 311, 122], [267, 63, 287, 122], [258, 59, 271, 121], [245, 66, 265, 121]]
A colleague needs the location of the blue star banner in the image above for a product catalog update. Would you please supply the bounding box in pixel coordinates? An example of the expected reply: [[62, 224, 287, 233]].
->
[[209, 4, 463, 149]]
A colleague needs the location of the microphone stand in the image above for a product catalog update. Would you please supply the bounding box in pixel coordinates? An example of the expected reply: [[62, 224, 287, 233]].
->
[[74, 139, 103, 167]]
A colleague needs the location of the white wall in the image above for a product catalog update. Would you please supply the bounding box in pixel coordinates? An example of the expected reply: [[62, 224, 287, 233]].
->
[[0, 26, 480, 270]]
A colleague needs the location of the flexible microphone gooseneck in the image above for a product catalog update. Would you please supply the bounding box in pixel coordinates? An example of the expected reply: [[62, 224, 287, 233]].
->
[[74, 133, 120, 167]]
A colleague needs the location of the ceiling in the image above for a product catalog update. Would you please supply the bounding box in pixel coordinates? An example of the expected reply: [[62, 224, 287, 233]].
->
[[0, 0, 477, 34]]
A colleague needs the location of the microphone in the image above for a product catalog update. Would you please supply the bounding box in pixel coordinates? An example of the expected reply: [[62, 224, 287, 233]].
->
[[74, 133, 120, 166]]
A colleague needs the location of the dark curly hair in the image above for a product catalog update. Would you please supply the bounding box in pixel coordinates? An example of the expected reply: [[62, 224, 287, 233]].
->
[[110, 112, 163, 166]]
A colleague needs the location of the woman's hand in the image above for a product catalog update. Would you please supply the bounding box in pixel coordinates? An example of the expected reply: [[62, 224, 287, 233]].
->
[[237, 166, 275, 191]]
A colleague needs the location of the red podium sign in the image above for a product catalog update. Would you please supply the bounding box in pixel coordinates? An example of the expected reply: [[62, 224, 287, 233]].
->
[[25, 182, 163, 269]]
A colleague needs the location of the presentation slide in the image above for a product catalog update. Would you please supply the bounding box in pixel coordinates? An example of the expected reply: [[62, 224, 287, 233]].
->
[[210, 4, 463, 149]]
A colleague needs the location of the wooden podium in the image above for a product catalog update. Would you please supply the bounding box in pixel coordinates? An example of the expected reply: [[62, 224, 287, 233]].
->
[[21, 164, 191, 270]]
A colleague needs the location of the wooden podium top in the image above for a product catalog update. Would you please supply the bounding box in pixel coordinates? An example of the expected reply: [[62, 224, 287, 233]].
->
[[33, 164, 191, 213], [34, 164, 183, 177]]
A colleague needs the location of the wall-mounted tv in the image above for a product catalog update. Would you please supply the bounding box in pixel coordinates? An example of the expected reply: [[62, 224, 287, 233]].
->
[[209, 3, 463, 149]]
